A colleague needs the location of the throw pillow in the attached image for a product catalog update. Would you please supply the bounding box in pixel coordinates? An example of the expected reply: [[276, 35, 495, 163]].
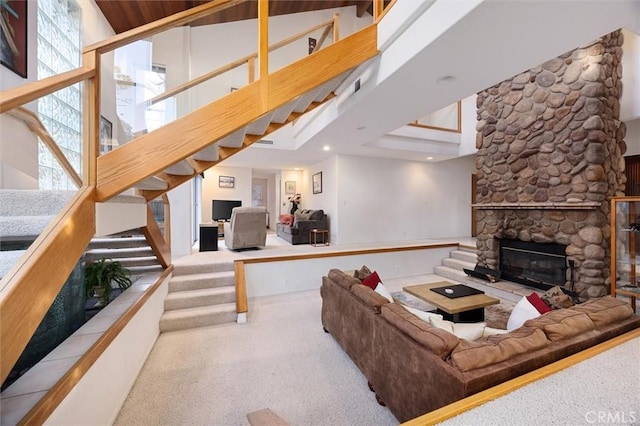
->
[[278, 214, 294, 226], [400, 304, 444, 323], [374, 282, 394, 303], [354, 265, 373, 281], [482, 326, 511, 337], [506, 296, 541, 330], [430, 317, 487, 341], [540, 286, 574, 310], [362, 271, 382, 290], [526, 292, 552, 314]]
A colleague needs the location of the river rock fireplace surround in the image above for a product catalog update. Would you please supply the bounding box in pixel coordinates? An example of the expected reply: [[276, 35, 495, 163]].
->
[[473, 30, 627, 301]]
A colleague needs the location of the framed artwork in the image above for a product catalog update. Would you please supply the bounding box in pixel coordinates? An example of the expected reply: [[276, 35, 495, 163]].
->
[[285, 181, 296, 194], [219, 175, 235, 188], [99, 116, 113, 154], [312, 172, 322, 194], [1, 0, 28, 78]]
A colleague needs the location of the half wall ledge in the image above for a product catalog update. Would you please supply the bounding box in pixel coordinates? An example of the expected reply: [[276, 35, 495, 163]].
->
[[471, 202, 602, 210]]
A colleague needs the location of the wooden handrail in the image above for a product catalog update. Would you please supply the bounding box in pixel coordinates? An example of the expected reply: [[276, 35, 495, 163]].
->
[[0, 186, 96, 383], [83, 0, 244, 55], [7, 107, 83, 187], [0, 66, 95, 114], [148, 18, 334, 107]]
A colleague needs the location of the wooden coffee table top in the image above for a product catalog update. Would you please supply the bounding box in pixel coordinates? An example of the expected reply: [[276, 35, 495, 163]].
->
[[403, 282, 500, 314]]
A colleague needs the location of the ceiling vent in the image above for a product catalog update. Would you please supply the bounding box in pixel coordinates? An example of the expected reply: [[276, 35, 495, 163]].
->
[[256, 139, 274, 145]]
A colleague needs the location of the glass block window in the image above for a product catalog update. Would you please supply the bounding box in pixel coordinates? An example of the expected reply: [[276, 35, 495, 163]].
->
[[37, 0, 82, 190]]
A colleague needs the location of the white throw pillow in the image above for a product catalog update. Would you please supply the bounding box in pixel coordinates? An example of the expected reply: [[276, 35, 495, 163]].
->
[[374, 282, 394, 303], [401, 305, 444, 323], [506, 296, 541, 330], [431, 317, 487, 341]]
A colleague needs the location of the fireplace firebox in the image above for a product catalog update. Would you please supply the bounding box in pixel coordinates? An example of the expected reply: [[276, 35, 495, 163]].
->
[[499, 239, 568, 291]]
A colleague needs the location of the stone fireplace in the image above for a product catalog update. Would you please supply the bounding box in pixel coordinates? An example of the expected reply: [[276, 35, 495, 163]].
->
[[474, 30, 627, 300]]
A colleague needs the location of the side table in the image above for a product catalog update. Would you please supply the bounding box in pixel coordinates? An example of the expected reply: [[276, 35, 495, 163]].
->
[[310, 229, 329, 246]]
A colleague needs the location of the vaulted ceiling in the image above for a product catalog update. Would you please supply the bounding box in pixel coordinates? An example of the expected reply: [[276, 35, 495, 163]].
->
[[95, 0, 379, 34]]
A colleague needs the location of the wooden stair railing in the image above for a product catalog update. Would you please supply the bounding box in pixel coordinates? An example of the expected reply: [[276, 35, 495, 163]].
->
[[0, 0, 393, 387]]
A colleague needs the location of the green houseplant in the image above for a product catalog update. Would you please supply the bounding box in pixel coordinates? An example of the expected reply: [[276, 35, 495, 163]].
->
[[85, 258, 132, 307]]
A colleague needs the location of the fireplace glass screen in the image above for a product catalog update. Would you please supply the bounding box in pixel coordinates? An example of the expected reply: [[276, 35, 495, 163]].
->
[[499, 239, 567, 290]]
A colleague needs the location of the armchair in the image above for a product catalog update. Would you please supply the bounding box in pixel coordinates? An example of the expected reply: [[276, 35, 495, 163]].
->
[[223, 207, 267, 250]]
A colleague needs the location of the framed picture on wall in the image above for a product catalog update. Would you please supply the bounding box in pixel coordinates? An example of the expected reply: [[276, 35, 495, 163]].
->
[[219, 175, 235, 188], [99, 116, 113, 154], [1, 0, 28, 78], [312, 172, 322, 194], [285, 181, 296, 194]]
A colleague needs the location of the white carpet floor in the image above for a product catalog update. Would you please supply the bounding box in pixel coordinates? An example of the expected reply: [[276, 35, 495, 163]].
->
[[114, 289, 400, 425]]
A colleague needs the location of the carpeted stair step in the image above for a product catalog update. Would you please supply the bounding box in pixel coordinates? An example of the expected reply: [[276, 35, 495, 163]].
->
[[450, 249, 477, 264], [458, 243, 477, 254], [433, 265, 466, 283], [164, 286, 235, 311], [85, 246, 155, 261], [169, 271, 235, 292], [128, 264, 164, 275], [88, 236, 149, 250], [172, 261, 234, 276], [442, 257, 476, 273], [0, 250, 27, 280], [115, 256, 161, 268], [159, 303, 237, 332]]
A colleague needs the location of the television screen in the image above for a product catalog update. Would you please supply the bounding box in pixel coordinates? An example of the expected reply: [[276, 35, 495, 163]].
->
[[212, 200, 241, 221]]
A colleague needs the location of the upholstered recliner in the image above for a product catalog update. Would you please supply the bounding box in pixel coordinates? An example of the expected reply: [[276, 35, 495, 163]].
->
[[223, 207, 267, 250]]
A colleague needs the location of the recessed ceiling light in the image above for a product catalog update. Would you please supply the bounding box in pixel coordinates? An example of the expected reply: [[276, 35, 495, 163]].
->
[[426, 156, 434, 160], [294, 167, 300, 170], [323, 145, 331, 151], [436, 75, 455, 84]]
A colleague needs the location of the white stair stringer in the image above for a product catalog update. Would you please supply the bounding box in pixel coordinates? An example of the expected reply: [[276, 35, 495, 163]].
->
[[161, 262, 238, 331], [313, 72, 349, 102], [270, 98, 299, 124], [164, 160, 194, 176], [246, 111, 276, 135], [135, 176, 168, 191], [193, 144, 219, 162], [217, 127, 247, 148], [292, 86, 325, 114]]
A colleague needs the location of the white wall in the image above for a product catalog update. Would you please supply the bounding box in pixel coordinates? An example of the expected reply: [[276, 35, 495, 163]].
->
[[201, 166, 252, 222], [168, 183, 193, 259], [624, 119, 640, 156], [335, 155, 474, 245], [307, 156, 339, 241], [621, 28, 640, 122], [280, 169, 304, 214]]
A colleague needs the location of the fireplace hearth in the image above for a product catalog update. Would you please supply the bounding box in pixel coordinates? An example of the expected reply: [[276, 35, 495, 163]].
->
[[499, 239, 568, 291]]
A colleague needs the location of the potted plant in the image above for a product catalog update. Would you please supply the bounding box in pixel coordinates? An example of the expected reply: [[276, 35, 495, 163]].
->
[[85, 258, 132, 307]]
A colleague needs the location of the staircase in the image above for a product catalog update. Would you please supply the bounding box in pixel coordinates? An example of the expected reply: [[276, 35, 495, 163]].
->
[[433, 246, 477, 283], [159, 261, 237, 332], [85, 231, 163, 277]]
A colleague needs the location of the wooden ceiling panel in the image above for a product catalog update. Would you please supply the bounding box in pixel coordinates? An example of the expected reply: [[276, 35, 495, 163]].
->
[[95, 0, 375, 34]]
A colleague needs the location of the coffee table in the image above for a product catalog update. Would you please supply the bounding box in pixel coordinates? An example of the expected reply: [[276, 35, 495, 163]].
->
[[403, 282, 500, 323]]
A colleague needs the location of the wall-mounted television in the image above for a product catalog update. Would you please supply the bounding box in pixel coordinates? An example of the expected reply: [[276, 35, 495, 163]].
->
[[212, 200, 241, 221]]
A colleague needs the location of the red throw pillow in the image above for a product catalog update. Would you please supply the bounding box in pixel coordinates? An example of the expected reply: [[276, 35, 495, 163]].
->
[[527, 292, 552, 314], [362, 271, 382, 290], [278, 214, 294, 226]]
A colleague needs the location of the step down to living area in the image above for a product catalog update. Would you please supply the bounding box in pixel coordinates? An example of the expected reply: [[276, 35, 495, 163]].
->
[[160, 261, 237, 332]]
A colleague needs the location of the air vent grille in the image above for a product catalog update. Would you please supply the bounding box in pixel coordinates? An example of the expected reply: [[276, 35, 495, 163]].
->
[[256, 139, 274, 145]]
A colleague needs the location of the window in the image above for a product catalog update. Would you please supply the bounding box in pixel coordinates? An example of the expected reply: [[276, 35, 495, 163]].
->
[[37, 0, 82, 190]]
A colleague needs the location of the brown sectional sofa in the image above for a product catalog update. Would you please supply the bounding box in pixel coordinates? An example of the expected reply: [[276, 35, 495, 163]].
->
[[320, 269, 640, 423]]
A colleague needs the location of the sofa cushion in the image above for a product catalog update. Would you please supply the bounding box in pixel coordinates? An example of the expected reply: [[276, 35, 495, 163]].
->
[[327, 269, 360, 290], [399, 304, 444, 323], [362, 271, 381, 290], [351, 283, 390, 312], [523, 308, 594, 342], [507, 296, 541, 330], [430, 318, 487, 341], [449, 327, 549, 372], [381, 303, 459, 360], [294, 210, 313, 222], [570, 296, 634, 328]]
